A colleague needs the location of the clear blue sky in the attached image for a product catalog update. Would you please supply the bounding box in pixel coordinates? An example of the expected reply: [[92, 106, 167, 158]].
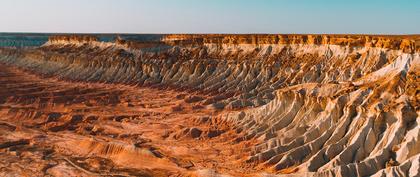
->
[[0, 0, 419, 34]]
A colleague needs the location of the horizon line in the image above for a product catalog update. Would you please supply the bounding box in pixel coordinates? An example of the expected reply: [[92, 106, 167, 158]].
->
[[1, 32, 420, 36]]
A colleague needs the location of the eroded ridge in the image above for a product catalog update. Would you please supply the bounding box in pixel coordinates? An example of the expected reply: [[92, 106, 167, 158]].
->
[[0, 34, 419, 177]]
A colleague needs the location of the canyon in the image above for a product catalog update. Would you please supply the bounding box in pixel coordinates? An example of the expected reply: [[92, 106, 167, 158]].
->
[[0, 34, 419, 177]]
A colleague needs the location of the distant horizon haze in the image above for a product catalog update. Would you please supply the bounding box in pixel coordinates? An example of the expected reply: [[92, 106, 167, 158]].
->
[[1, 0, 419, 34]]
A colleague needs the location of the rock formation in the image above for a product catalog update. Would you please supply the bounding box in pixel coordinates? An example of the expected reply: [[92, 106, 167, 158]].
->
[[0, 34, 418, 176]]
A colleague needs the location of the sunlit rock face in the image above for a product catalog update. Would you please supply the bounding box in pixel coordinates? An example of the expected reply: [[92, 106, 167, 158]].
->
[[0, 34, 418, 177]]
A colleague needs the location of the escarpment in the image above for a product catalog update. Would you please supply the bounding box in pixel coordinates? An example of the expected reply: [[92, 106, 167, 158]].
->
[[163, 34, 419, 53], [0, 34, 418, 177]]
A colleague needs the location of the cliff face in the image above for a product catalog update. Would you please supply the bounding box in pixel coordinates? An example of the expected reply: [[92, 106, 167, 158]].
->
[[163, 34, 419, 53], [0, 34, 419, 177], [5, 35, 417, 110], [47, 35, 99, 44]]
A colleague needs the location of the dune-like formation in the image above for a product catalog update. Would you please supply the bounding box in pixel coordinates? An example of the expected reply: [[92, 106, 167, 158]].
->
[[0, 34, 419, 177]]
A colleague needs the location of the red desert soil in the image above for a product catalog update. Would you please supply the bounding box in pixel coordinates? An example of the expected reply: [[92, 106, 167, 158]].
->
[[0, 64, 260, 177]]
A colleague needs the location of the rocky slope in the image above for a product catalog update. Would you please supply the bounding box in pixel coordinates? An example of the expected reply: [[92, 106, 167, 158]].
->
[[0, 34, 419, 177]]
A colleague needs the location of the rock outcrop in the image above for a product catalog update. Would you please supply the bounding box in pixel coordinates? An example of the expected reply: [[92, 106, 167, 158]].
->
[[163, 34, 419, 53]]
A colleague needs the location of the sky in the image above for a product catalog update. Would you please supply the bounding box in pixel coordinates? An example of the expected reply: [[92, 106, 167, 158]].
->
[[0, 0, 419, 34]]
